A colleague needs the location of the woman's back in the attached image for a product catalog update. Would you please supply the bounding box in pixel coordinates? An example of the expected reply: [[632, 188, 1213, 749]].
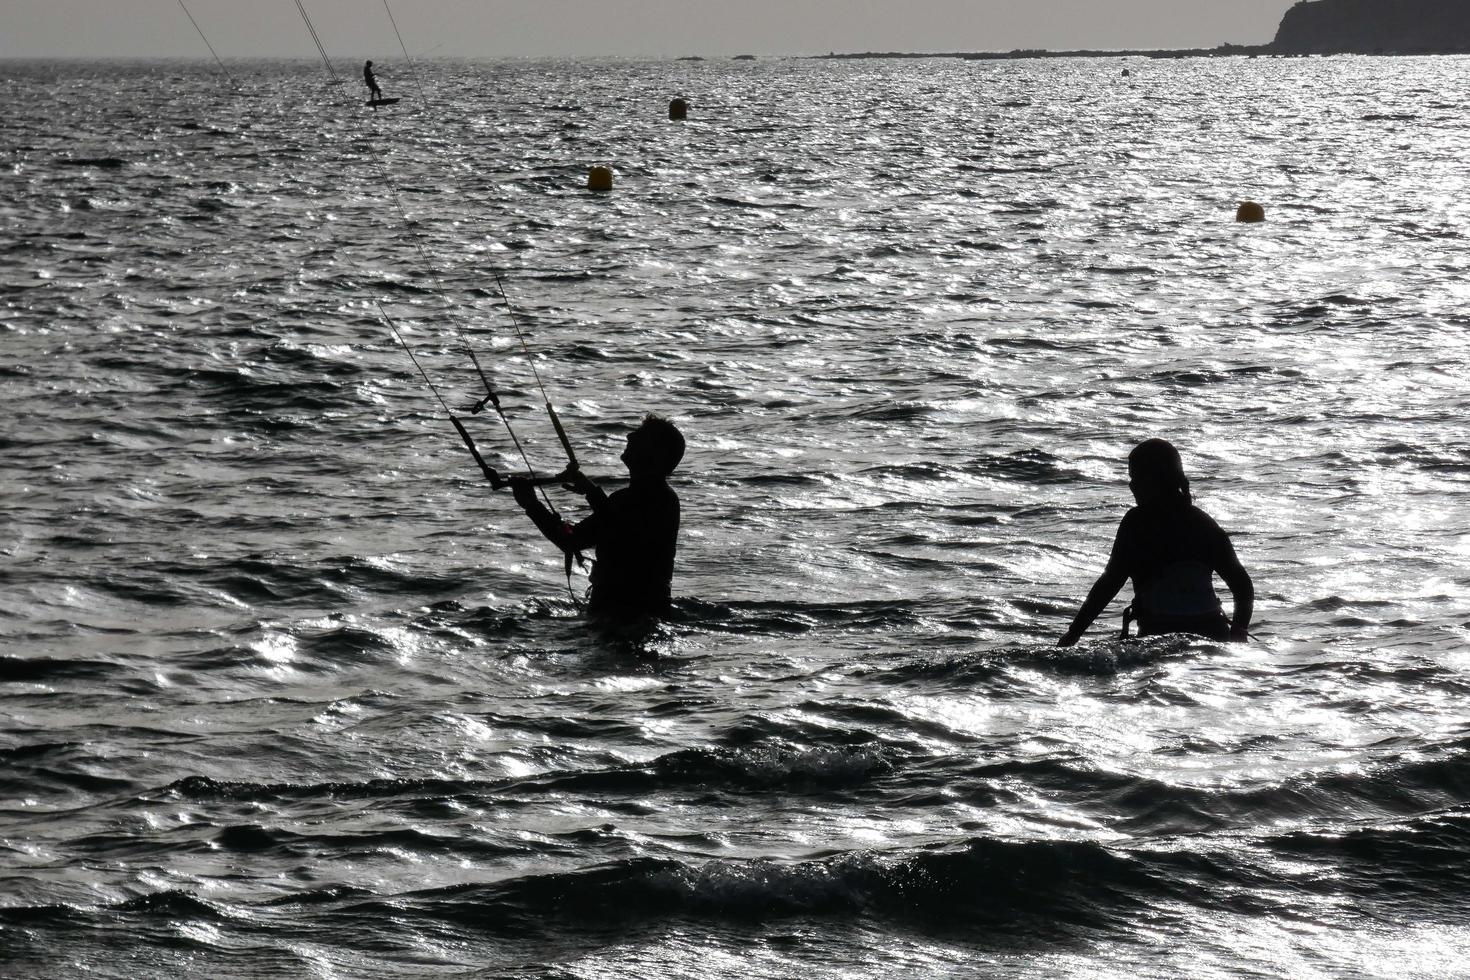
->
[[1113, 501, 1234, 623]]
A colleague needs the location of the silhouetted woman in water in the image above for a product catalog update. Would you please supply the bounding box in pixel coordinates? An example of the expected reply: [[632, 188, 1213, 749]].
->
[[1059, 438, 1253, 645]]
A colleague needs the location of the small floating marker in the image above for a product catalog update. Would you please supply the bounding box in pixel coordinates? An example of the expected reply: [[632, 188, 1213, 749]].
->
[[1236, 201, 1265, 223], [1121, 68, 1131, 77], [669, 97, 689, 121], [587, 166, 614, 193]]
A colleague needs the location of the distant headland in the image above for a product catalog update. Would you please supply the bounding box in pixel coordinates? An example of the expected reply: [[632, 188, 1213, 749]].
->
[[818, 0, 1470, 61], [1273, 0, 1470, 54]]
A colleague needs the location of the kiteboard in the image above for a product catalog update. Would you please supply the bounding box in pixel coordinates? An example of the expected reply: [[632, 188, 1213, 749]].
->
[[366, 98, 401, 107]]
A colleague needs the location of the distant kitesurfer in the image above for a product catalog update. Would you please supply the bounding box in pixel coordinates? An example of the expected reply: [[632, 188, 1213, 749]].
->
[[364, 60, 383, 101], [1058, 438, 1253, 645], [511, 414, 684, 619]]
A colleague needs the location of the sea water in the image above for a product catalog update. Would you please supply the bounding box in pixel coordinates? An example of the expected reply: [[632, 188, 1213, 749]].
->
[[2, 56, 1469, 978]]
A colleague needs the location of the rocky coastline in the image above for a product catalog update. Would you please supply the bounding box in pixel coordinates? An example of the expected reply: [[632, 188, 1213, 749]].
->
[[817, 0, 1470, 61]]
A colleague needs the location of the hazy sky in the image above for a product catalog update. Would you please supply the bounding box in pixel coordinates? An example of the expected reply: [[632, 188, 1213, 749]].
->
[[4, 1, 1296, 59]]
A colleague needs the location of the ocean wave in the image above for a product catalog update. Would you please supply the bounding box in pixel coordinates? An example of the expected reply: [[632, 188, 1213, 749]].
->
[[311, 821, 1470, 938], [671, 597, 945, 632], [53, 157, 128, 168], [1266, 811, 1470, 899], [154, 740, 891, 808], [314, 838, 1277, 937], [870, 635, 1199, 682], [950, 745, 1470, 836], [0, 656, 122, 682]]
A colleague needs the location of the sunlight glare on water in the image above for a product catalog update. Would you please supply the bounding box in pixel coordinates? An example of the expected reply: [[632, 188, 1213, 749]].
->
[[1, 54, 1469, 978]]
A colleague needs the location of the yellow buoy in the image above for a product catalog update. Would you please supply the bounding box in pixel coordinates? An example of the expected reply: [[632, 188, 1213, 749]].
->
[[669, 97, 689, 121], [1236, 201, 1265, 223], [587, 166, 614, 193]]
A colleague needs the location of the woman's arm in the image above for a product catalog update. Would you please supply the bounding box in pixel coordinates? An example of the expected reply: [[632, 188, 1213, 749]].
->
[[1059, 516, 1133, 646], [1058, 567, 1128, 646], [1217, 553, 1254, 641], [1203, 516, 1254, 640]]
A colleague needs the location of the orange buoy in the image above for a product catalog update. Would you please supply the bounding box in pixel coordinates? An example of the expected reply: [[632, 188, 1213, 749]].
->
[[587, 166, 614, 193], [669, 97, 689, 121], [1236, 201, 1265, 223]]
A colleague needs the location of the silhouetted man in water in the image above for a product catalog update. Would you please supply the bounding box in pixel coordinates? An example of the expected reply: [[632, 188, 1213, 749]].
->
[[511, 415, 684, 619], [364, 60, 383, 101]]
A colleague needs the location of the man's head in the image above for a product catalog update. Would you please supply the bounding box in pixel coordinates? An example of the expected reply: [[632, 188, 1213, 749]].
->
[[621, 414, 684, 478]]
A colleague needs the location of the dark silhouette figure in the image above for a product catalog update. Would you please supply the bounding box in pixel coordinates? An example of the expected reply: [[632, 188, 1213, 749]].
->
[[512, 415, 684, 619], [1059, 438, 1253, 645], [364, 60, 383, 101]]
